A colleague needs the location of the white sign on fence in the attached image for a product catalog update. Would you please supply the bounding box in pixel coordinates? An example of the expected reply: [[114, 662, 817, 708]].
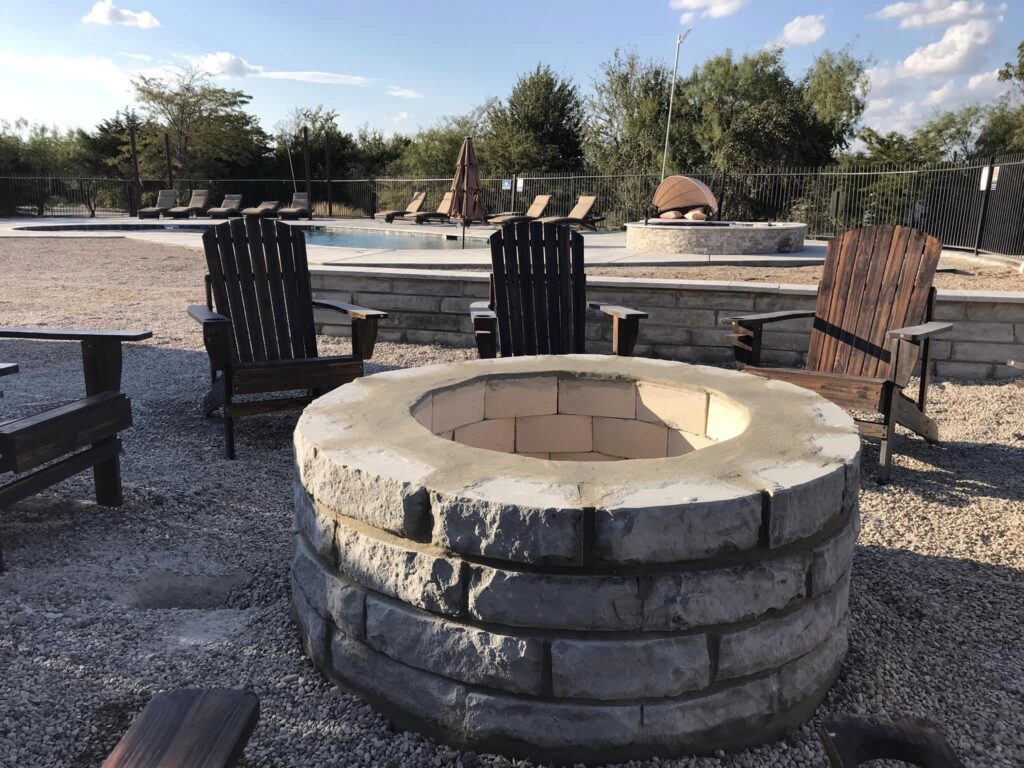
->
[[501, 179, 512, 190], [991, 166, 1000, 190], [516, 178, 525, 192]]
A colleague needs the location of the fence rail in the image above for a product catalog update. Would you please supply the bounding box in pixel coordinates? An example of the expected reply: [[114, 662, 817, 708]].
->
[[2, 156, 1022, 258]]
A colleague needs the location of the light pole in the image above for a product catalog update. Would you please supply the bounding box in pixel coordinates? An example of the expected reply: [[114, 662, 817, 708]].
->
[[662, 28, 693, 181]]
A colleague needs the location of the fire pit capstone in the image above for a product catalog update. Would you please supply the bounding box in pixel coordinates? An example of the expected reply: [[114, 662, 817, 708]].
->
[[291, 355, 860, 762]]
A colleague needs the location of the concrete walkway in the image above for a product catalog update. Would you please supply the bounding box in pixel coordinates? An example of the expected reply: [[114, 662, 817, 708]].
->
[[0, 216, 827, 269]]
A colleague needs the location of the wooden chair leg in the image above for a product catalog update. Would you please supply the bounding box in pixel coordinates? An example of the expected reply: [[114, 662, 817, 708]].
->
[[611, 317, 640, 356], [878, 407, 897, 484], [224, 412, 236, 460], [93, 440, 123, 507]]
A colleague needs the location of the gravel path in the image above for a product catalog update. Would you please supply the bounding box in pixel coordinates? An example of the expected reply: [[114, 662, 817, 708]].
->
[[0, 237, 1022, 768]]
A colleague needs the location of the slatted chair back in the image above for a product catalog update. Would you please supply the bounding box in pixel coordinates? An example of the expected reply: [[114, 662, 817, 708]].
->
[[290, 192, 309, 208], [488, 221, 586, 356], [154, 189, 176, 208], [524, 195, 551, 218], [806, 225, 941, 383], [436, 191, 454, 215], [566, 195, 596, 220], [221, 194, 243, 208], [405, 192, 426, 214], [202, 218, 318, 364]]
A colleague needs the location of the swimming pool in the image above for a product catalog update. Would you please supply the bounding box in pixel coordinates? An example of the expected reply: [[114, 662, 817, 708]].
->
[[14, 222, 486, 250]]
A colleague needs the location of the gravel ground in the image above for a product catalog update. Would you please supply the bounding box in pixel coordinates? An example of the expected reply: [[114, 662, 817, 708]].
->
[[0, 237, 1022, 768]]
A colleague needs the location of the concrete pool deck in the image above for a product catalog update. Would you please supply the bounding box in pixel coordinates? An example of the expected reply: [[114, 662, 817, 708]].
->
[[0, 216, 829, 269]]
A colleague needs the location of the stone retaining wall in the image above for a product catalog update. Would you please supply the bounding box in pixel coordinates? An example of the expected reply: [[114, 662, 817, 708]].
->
[[311, 267, 1024, 381]]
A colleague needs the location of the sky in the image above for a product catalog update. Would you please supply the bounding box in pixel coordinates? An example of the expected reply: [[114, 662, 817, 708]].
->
[[0, 0, 1020, 138]]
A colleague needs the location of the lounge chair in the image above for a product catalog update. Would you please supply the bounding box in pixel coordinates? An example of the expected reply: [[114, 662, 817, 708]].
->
[[208, 194, 244, 219], [167, 190, 210, 219], [538, 195, 605, 230], [413, 191, 454, 224], [102, 689, 260, 768], [380, 192, 426, 223], [0, 325, 152, 570], [137, 189, 176, 219], [241, 201, 281, 218], [485, 194, 552, 225], [470, 221, 647, 358], [724, 224, 952, 482], [280, 192, 312, 220], [189, 219, 387, 458]]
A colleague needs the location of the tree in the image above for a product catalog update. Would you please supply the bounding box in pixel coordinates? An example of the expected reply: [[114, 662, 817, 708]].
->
[[849, 128, 942, 165], [74, 109, 146, 178], [483, 65, 585, 173], [802, 48, 870, 151], [975, 97, 1024, 156], [998, 40, 1024, 95], [132, 66, 269, 180], [915, 106, 986, 162], [398, 109, 487, 176], [585, 49, 672, 175]]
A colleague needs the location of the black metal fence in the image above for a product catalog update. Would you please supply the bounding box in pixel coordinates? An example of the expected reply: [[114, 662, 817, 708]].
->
[[2, 154, 1023, 258]]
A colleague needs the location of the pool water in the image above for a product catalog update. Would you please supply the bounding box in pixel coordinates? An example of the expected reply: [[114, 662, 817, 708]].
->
[[303, 227, 475, 250]]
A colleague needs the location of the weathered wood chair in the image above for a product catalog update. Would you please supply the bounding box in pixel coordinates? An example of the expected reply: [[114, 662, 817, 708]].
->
[[188, 219, 387, 459], [470, 221, 647, 358], [0, 327, 152, 570], [819, 715, 965, 767], [102, 689, 259, 768], [725, 225, 951, 482]]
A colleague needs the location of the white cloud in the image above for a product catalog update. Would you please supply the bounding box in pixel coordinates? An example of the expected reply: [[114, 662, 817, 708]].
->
[[82, 0, 159, 29], [388, 86, 424, 98], [191, 51, 372, 86], [0, 50, 132, 94], [668, 0, 746, 23], [389, 111, 411, 123], [902, 18, 995, 75], [925, 78, 955, 104], [872, 0, 1004, 29], [773, 15, 826, 46], [117, 52, 152, 61]]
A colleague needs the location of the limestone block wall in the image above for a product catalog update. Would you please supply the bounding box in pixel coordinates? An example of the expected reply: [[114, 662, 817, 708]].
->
[[625, 222, 807, 254], [290, 357, 862, 762], [311, 267, 1024, 381]]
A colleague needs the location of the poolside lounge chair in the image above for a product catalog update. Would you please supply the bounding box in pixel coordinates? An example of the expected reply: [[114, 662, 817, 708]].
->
[[167, 190, 210, 219], [819, 714, 965, 767], [137, 189, 176, 219], [538, 195, 605, 230], [485, 194, 552, 225], [189, 219, 387, 458], [470, 221, 647, 358], [241, 201, 281, 218], [208, 194, 244, 219], [413, 191, 454, 224], [280, 192, 312, 220], [0, 325, 152, 570], [102, 689, 260, 768], [380, 192, 426, 223], [724, 224, 952, 482]]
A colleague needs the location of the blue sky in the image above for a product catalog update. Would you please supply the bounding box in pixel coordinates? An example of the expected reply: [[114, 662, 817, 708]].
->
[[0, 0, 1019, 137]]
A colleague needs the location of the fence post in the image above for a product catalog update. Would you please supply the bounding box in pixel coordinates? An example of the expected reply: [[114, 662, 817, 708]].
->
[[325, 131, 332, 218], [303, 126, 312, 202], [973, 157, 995, 255], [163, 132, 173, 189], [128, 123, 141, 215]]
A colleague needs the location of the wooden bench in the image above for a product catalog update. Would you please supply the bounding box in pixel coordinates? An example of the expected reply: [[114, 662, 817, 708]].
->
[[102, 689, 260, 768], [0, 327, 151, 569]]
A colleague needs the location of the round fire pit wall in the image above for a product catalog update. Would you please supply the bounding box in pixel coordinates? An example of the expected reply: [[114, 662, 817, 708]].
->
[[291, 355, 860, 762]]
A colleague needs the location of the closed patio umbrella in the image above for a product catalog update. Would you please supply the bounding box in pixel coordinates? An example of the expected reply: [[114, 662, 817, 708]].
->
[[450, 136, 483, 248]]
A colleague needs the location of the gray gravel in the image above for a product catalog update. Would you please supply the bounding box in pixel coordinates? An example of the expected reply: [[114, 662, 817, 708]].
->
[[1, 237, 1022, 768]]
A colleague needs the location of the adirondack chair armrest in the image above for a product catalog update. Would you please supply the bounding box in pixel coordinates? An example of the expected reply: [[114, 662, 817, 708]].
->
[[887, 321, 952, 341], [720, 310, 815, 327], [311, 300, 388, 321], [0, 327, 152, 342], [187, 305, 232, 326], [588, 303, 649, 320], [0, 363, 19, 377], [469, 301, 497, 319], [1009, 358, 1023, 369], [469, 302, 498, 359]]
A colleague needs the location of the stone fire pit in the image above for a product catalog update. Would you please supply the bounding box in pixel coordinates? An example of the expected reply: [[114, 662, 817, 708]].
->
[[291, 355, 860, 762]]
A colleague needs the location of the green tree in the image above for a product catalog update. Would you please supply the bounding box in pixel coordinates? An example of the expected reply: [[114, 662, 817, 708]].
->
[[398, 110, 486, 176], [998, 40, 1024, 94], [914, 105, 986, 162], [976, 97, 1024, 155], [353, 125, 409, 177], [483, 65, 585, 173], [132, 66, 270, 180], [801, 47, 870, 151]]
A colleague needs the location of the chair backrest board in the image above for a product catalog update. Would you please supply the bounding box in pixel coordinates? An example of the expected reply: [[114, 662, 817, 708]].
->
[[290, 192, 309, 208], [566, 195, 596, 220], [188, 190, 209, 207], [155, 190, 176, 208], [202, 219, 318, 364], [220, 194, 243, 208], [488, 221, 586, 357], [806, 224, 942, 381], [525, 195, 552, 218], [437, 191, 454, 214], [405, 192, 426, 213]]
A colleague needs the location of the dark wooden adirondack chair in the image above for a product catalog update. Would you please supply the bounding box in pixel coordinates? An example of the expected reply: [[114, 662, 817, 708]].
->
[[819, 715, 965, 767], [0, 327, 152, 570], [470, 221, 647, 358], [726, 225, 951, 481], [188, 219, 387, 458]]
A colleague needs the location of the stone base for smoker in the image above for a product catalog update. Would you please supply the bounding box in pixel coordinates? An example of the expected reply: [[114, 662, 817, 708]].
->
[[291, 356, 861, 761], [625, 221, 807, 255]]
